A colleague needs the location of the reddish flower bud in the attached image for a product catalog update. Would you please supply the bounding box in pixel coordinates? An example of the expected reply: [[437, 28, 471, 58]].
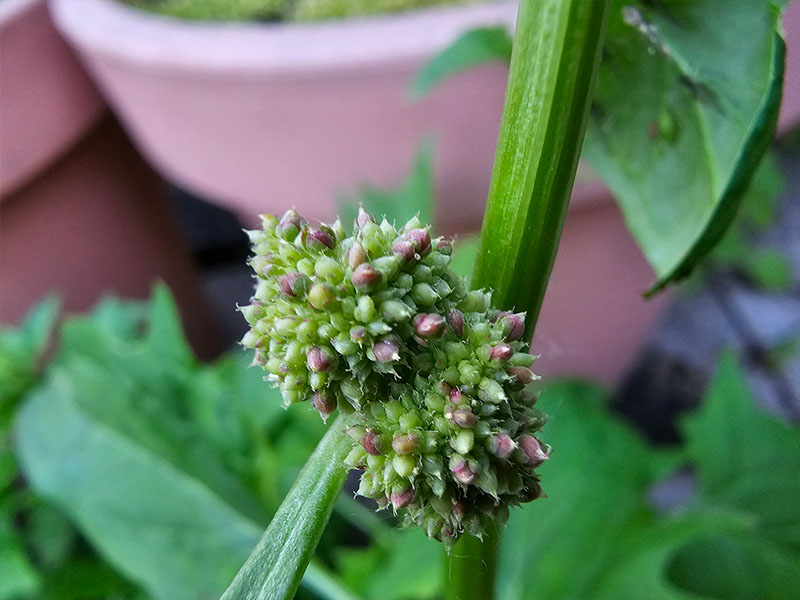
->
[[307, 346, 334, 372], [351, 263, 381, 291], [278, 209, 306, 240], [449, 408, 477, 428], [452, 501, 467, 520], [436, 238, 453, 254], [488, 432, 516, 459], [310, 391, 336, 419], [451, 459, 476, 485], [438, 381, 452, 397], [392, 434, 419, 455], [518, 435, 548, 466], [446, 310, 464, 337], [449, 387, 465, 404], [391, 487, 414, 510], [372, 339, 400, 363], [508, 366, 535, 386], [361, 431, 382, 455], [350, 326, 366, 341], [489, 343, 514, 361], [391, 240, 416, 263], [305, 228, 335, 250], [404, 228, 431, 254], [521, 481, 545, 502], [347, 243, 366, 269], [356, 207, 374, 229], [496, 311, 525, 341], [413, 313, 445, 339], [278, 272, 310, 298]]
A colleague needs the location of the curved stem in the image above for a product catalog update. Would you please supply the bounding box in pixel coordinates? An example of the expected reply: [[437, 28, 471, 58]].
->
[[449, 1, 610, 598]]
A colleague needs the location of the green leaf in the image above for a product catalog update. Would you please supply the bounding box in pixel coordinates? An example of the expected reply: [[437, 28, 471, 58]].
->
[[583, 0, 785, 293], [409, 27, 512, 100], [337, 528, 443, 600], [682, 353, 800, 552], [471, 0, 610, 337], [497, 380, 678, 600], [220, 416, 353, 600], [16, 370, 264, 600], [0, 503, 41, 600], [666, 533, 800, 600], [338, 140, 434, 231]]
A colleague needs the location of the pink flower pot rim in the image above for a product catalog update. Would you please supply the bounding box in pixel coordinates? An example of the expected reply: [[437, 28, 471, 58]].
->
[[50, 0, 518, 76]]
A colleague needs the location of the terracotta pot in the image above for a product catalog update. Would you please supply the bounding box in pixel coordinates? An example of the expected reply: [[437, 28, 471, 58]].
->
[[0, 1, 220, 357], [0, 0, 104, 198]]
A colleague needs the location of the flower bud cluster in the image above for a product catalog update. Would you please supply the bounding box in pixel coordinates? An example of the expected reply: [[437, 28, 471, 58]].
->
[[240, 208, 463, 415], [241, 208, 548, 546], [342, 309, 548, 548]]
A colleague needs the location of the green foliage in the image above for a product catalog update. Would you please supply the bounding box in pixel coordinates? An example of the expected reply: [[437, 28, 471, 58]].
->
[[7, 287, 356, 600], [410, 27, 512, 100], [413, 0, 787, 293], [587, 0, 785, 293]]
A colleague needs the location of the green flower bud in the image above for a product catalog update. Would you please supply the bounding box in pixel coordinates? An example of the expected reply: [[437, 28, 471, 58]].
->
[[278, 273, 310, 299]]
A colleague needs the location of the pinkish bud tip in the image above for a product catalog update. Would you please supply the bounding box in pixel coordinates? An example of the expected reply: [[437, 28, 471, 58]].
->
[[449, 408, 477, 428], [391, 487, 414, 510], [278, 209, 306, 238], [451, 460, 476, 485], [497, 311, 525, 341], [403, 228, 431, 254], [372, 339, 400, 363], [518, 435, 548, 466], [305, 228, 335, 250], [391, 239, 416, 263], [392, 434, 419, 455], [489, 343, 514, 361], [310, 391, 336, 418], [446, 310, 464, 337], [413, 313, 445, 339], [488, 432, 516, 459], [351, 263, 382, 291], [449, 387, 465, 404], [307, 346, 334, 372], [508, 366, 535, 386], [361, 431, 382, 456], [356, 207, 374, 229], [278, 272, 310, 298]]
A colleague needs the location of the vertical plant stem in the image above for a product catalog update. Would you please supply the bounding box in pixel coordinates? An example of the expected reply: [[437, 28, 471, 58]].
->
[[471, 0, 610, 340], [447, 1, 610, 599]]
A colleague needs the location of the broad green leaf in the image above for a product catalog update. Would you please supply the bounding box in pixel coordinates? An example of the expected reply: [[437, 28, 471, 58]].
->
[[682, 353, 800, 552], [220, 417, 353, 600], [584, 0, 785, 292], [666, 533, 800, 600], [338, 140, 434, 231], [16, 370, 263, 600], [409, 27, 512, 100]]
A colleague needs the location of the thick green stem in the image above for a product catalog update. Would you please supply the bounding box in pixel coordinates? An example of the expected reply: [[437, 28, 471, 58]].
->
[[471, 0, 610, 341], [448, 1, 610, 599]]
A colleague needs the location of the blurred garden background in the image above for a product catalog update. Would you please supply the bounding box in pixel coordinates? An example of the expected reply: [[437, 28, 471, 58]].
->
[[1, 1, 799, 599]]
